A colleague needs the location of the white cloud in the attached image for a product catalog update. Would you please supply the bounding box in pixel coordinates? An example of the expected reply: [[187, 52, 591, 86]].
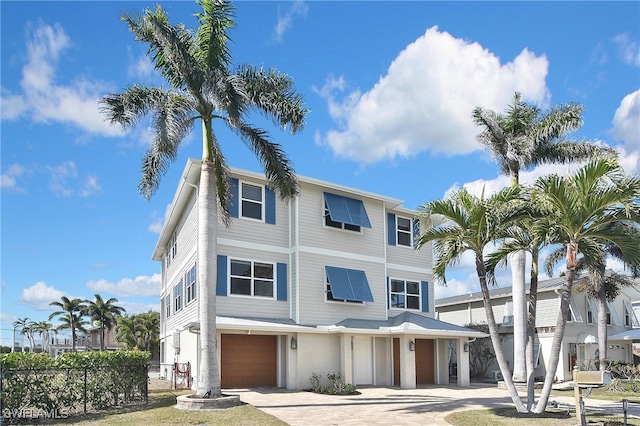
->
[[317, 26, 550, 163], [148, 203, 172, 234], [1, 163, 27, 193], [20, 281, 67, 311], [611, 90, 640, 171], [273, 1, 308, 42], [46, 161, 101, 197], [613, 33, 640, 67], [0, 21, 122, 137], [127, 51, 154, 80], [86, 274, 161, 297]]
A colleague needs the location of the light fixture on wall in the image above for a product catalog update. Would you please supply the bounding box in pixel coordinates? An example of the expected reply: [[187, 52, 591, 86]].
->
[[463, 342, 469, 352], [409, 340, 415, 351], [290, 337, 297, 350]]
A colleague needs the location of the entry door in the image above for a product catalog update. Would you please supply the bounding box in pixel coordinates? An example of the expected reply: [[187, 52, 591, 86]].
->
[[415, 339, 435, 384], [393, 338, 400, 386], [353, 336, 373, 385]]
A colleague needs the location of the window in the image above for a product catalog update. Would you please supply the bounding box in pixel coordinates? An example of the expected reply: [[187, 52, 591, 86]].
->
[[566, 296, 583, 322], [606, 301, 622, 325], [185, 264, 197, 304], [241, 182, 264, 220], [166, 230, 177, 268], [624, 300, 640, 327], [389, 279, 420, 310], [165, 294, 171, 318], [325, 266, 374, 303], [586, 298, 597, 324], [323, 192, 371, 232], [229, 259, 274, 298], [396, 217, 413, 247], [173, 280, 183, 312]]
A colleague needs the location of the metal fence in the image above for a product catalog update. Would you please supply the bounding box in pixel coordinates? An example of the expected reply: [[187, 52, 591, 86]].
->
[[0, 364, 148, 424]]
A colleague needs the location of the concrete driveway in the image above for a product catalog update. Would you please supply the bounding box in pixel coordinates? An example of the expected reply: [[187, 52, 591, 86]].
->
[[232, 384, 515, 425], [232, 384, 639, 426]]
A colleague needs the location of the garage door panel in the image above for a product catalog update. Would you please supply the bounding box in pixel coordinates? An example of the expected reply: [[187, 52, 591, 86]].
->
[[221, 334, 277, 388]]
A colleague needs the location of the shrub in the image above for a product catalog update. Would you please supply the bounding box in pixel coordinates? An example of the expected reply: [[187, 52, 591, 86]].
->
[[309, 372, 357, 395]]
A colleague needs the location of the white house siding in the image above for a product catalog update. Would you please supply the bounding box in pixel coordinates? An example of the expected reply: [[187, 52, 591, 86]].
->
[[294, 334, 341, 389], [163, 192, 198, 294], [297, 251, 387, 325], [214, 244, 290, 319], [295, 183, 385, 259], [437, 305, 471, 326]]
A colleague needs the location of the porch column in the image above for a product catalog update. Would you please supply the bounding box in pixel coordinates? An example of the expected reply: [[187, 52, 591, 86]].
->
[[286, 334, 298, 390], [400, 335, 416, 389], [340, 334, 354, 385], [456, 338, 470, 386], [435, 339, 449, 385]]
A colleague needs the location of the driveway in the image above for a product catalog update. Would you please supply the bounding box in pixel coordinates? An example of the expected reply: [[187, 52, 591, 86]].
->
[[232, 384, 515, 425]]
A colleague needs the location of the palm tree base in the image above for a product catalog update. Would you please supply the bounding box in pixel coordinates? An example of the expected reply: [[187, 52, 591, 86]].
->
[[176, 393, 241, 410]]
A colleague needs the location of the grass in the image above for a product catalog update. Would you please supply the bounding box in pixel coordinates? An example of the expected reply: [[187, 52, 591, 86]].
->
[[446, 407, 640, 426], [550, 387, 640, 404], [44, 387, 286, 426]]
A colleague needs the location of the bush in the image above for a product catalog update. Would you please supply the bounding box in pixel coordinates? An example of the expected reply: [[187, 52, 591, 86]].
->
[[309, 372, 357, 395], [0, 351, 149, 421]]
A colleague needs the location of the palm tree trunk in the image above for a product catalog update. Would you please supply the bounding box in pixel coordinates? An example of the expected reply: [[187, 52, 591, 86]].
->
[[533, 267, 576, 413], [596, 286, 608, 370], [510, 251, 527, 383], [196, 158, 221, 398], [476, 256, 527, 412], [525, 253, 539, 410], [101, 323, 106, 351]]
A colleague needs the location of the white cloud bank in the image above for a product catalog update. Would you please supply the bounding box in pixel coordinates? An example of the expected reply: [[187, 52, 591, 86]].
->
[[86, 274, 161, 298], [20, 282, 68, 311], [317, 26, 550, 163], [273, 1, 308, 42], [0, 21, 121, 137]]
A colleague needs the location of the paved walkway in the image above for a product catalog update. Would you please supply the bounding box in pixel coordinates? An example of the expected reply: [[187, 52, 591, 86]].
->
[[230, 384, 639, 426]]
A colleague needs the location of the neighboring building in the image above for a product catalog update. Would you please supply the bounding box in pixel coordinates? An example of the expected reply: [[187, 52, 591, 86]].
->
[[49, 326, 124, 356], [436, 275, 640, 382], [155, 159, 484, 390]]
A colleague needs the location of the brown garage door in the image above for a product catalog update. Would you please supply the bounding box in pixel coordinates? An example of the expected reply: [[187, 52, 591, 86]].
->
[[415, 338, 435, 384], [221, 334, 277, 388]]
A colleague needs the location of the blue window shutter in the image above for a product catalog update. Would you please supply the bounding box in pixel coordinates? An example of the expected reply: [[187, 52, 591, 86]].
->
[[277, 262, 287, 301], [216, 255, 227, 296], [265, 186, 276, 224], [421, 281, 429, 312], [386, 277, 390, 309], [325, 266, 374, 302], [412, 218, 420, 248], [324, 192, 372, 228], [387, 213, 396, 246], [229, 178, 239, 218]]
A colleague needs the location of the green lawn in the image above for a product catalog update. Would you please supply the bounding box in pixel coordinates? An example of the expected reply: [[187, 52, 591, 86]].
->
[[446, 407, 639, 426]]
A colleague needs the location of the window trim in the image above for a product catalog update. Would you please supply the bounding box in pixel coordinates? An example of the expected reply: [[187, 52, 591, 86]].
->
[[586, 297, 598, 324], [395, 216, 413, 248], [324, 202, 362, 233], [323, 192, 372, 230], [166, 230, 177, 268], [239, 180, 265, 222], [185, 264, 197, 304], [324, 266, 373, 304], [173, 280, 183, 313], [228, 257, 276, 299], [388, 278, 421, 311], [623, 300, 640, 327]]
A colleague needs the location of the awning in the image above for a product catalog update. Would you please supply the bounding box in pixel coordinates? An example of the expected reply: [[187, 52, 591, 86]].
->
[[324, 192, 372, 228], [609, 328, 640, 342], [325, 266, 374, 302]]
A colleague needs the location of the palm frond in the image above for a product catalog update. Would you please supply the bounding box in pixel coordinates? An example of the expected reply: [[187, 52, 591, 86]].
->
[[195, 0, 235, 73]]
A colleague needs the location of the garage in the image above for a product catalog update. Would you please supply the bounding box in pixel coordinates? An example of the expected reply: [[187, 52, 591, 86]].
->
[[221, 334, 277, 388]]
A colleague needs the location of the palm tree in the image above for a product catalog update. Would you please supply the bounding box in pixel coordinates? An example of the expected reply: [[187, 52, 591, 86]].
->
[[49, 296, 88, 352], [21, 320, 36, 352], [12, 317, 30, 352], [100, 0, 306, 398], [85, 294, 126, 350], [33, 321, 54, 353], [417, 186, 529, 412], [472, 92, 617, 383], [115, 315, 140, 350], [531, 158, 640, 413]]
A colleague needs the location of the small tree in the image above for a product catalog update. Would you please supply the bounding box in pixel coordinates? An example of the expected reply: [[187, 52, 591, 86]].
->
[[465, 324, 497, 379]]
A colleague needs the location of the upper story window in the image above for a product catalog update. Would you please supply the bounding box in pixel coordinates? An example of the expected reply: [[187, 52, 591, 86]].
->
[[166, 230, 177, 268], [325, 266, 373, 304], [586, 297, 597, 324], [230, 258, 275, 298], [165, 294, 171, 318], [606, 301, 622, 325], [565, 296, 583, 322], [173, 280, 183, 312], [323, 192, 371, 232], [624, 300, 640, 327], [389, 279, 420, 310], [185, 264, 197, 304], [241, 182, 264, 220], [396, 217, 413, 247]]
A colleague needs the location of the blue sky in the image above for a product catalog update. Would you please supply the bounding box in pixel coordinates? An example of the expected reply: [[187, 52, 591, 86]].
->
[[1, 1, 639, 346]]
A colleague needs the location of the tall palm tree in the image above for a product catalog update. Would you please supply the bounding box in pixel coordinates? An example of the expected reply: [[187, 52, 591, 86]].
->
[[85, 294, 126, 350], [100, 0, 306, 398], [472, 92, 617, 383], [115, 315, 140, 350], [417, 186, 529, 413], [12, 317, 31, 352], [531, 158, 640, 413], [21, 320, 36, 352], [49, 296, 88, 352]]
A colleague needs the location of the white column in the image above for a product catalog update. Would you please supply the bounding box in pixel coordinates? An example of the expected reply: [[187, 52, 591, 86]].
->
[[400, 335, 416, 389], [456, 339, 470, 386]]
